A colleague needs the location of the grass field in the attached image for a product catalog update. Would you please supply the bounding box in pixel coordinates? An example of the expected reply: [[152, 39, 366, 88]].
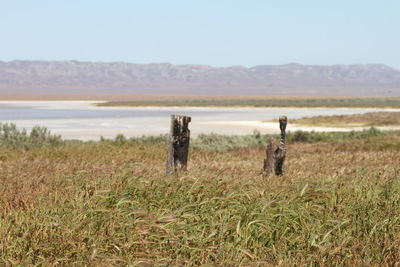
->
[[96, 96, 400, 108], [1, 126, 400, 265], [291, 111, 400, 127], [1, 94, 400, 108]]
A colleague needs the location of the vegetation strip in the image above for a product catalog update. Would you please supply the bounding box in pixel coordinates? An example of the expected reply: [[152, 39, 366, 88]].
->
[[290, 111, 400, 127], [96, 96, 400, 108]]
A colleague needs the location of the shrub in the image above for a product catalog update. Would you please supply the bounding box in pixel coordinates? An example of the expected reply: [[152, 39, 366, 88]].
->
[[114, 133, 127, 144], [130, 134, 169, 145], [192, 131, 267, 152], [0, 123, 63, 149], [286, 127, 386, 144]]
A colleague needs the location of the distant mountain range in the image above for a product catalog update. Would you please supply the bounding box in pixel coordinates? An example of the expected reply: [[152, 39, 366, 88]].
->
[[0, 60, 399, 96]]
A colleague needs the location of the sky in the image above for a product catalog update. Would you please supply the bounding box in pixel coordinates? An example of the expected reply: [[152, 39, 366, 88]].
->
[[1, 0, 399, 69]]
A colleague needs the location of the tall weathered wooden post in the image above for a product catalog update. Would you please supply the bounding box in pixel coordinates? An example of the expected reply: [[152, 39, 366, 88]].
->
[[274, 116, 287, 176], [263, 116, 287, 176], [166, 115, 191, 175]]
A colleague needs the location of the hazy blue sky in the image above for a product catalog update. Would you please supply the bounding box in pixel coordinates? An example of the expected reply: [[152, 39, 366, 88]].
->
[[1, 1, 399, 68]]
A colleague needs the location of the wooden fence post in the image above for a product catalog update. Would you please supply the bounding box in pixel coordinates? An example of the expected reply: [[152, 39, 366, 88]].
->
[[263, 136, 275, 175], [166, 115, 191, 175], [274, 116, 287, 176], [263, 115, 287, 176]]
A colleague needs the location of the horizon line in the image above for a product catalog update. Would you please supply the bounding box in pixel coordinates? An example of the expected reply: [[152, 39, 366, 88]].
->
[[0, 59, 398, 70]]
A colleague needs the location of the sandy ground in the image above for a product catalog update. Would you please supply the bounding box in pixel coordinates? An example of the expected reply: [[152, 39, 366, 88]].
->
[[0, 101, 399, 140], [5, 118, 400, 141], [204, 120, 400, 133]]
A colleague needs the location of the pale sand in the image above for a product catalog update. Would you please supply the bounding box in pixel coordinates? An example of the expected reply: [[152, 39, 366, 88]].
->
[[6, 118, 399, 141], [0, 101, 399, 140], [197, 120, 400, 133]]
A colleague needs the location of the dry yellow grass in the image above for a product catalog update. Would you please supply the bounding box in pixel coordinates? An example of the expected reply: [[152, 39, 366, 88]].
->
[[1, 137, 400, 265]]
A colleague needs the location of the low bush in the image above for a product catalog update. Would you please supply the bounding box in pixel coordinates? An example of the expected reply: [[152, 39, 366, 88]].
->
[[286, 127, 386, 144], [0, 123, 63, 149], [101, 127, 397, 152]]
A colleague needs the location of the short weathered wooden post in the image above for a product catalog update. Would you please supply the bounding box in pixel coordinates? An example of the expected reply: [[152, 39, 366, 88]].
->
[[263, 115, 287, 176], [166, 115, 191, 175], [274, 116, 287, 176], [263, 136, 275, 175]]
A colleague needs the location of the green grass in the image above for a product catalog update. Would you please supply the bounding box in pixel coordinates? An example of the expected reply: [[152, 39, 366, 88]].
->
[[1, 125, 400, 265], [292, 111, 400, 127], [106, 127, 396, 152], [96, 96, 400, 108], [0, 123, 63, 149]]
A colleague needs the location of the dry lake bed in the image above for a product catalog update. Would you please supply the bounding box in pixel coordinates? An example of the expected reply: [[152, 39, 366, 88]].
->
[[0, 101, 399, 140]]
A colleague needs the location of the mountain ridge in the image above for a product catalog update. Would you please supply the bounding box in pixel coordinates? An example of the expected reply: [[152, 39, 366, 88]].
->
[[0, 60, 399, 96]]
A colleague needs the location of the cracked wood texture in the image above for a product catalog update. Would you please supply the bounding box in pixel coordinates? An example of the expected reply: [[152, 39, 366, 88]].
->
[[274, 116, 287, 176], [166, 115, 191, 175], [263, 136, 276, 175], [263, 116, 287, 176]]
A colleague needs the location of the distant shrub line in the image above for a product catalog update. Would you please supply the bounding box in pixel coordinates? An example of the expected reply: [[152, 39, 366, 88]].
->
[[0, 123, 63, 149], [106, 127, 394, 152], [98, 96, 400, 108], [0, 123, 395, 151]]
